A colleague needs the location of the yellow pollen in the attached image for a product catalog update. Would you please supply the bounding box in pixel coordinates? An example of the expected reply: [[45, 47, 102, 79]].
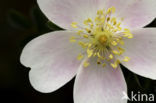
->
[[85, 28, 91, 33], [107, 17, 110, 21], [102, 63, 106, 67], [112, 50, 119, 55], [71, 22, 78, 28], [77, 53, 84, 60], [83, 61, 90, 67], [69, 36, 76, 42], [87, 49, 93, 58], [111, 41, 117, 46], [70, 6, 133, 69], [77, 30, 83, 35], [123, 56, 130, 62], [119, 40, 124, 45], [83, 34, 89, 38], [97, 10, 104, 15], [109, 54, 114, 59], [111, 60, 120, 69], [78, 41, 87, 49]]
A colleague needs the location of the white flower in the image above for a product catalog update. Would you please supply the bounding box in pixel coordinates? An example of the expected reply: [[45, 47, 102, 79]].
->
[[20, 0, 156, 103]]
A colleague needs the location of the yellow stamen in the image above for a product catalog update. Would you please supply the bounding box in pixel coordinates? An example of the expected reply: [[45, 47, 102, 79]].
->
[[84, 18, 93, 25], [111, 60, 120, 69], [77, 30, 83, 35], [123, 56, 130, 62], [87, 49, 93, 58], [118, 47, 125, 55], [85, 28, 91, 33], [77, 53, 84, 60], [71, 22, 78, 28], [83, 61, 90, 67], [102, 63, 106, 67], [112, 50, 119, 55], [111, 41, 117, 46], [83, 34, 89, 38], [78, 41, 87, 48], [119, 40, 124, 45], [70, 7, 132, 68], [109, 54, 113, 59], [107, 17, 110, 22], [70, 36, 76, 42], [97, 10, 104, 15]]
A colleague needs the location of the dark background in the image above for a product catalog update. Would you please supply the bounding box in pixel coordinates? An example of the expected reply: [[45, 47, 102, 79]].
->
[[0, 0, 156, 103]]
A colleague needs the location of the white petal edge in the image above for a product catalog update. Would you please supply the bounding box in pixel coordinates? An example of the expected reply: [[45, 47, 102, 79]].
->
[[121, 28, 156, 80], [37, 0, 109, 30], [74, 58, 127, 103], [118, 0, 156, 29], [20, 31, 83, 93], [37, 0, 156, 30]]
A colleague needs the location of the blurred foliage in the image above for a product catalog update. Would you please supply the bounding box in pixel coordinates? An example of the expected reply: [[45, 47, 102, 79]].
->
[[7, 10, 32, 29], [7, 6, 62, 34]]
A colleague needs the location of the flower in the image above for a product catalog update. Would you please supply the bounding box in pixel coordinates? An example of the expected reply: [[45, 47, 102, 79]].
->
[[20, 0, 156, 103]]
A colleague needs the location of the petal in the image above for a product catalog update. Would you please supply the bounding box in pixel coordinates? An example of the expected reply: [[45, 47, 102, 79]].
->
[[20, 31, 82, 93], [37, 0, 156, 30], [121, 28, 156, 80], [37, 0, 108, 30], [74, 59, 127, 103], [118, 0, 156, 29]]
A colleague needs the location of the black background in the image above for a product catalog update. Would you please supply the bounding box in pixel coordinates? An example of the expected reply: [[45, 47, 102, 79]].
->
[[0, 0, 156, 103]]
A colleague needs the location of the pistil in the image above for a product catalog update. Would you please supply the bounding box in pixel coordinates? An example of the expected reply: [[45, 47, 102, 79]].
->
[[98, 35, 107, 45]]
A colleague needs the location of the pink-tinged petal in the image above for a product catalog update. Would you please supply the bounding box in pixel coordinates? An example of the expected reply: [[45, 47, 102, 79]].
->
[[37, 0, 156, 30], [94, 0, 156, 29], [121, 28, 156, 80], [74, 59, 127, 103], [20, 31, 82, 93], [118, 0, 156, 29], [37, 0, 108, 30]]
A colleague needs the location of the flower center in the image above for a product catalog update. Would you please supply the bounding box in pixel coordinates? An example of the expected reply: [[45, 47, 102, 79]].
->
[[70, 7, 133, 69], [98, 35, 107, 45]]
